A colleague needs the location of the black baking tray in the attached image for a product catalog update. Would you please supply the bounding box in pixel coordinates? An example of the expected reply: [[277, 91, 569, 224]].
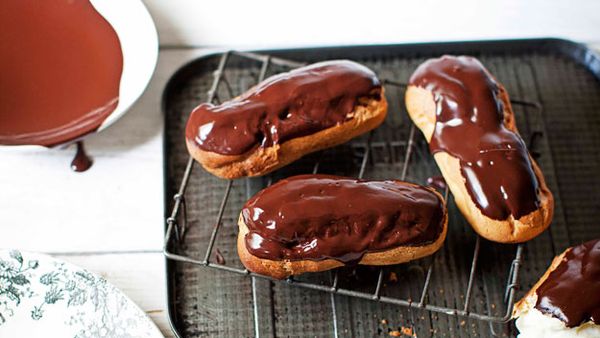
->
[[162, 38, 600, 337]]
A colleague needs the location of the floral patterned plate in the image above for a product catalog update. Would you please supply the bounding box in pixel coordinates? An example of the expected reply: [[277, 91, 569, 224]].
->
[[0, 250, 163, 338]]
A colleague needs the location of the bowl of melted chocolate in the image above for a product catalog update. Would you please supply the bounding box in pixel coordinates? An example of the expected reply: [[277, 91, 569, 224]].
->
[[0, 0, 158, 149]]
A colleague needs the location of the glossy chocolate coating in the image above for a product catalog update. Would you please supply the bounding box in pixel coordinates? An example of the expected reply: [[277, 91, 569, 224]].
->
[[535, 239, 600, 327], [0, 0, 122, 146], [409, 56, 540, 220], [186, 60, 381, 155], [241, 175, 445, 263]]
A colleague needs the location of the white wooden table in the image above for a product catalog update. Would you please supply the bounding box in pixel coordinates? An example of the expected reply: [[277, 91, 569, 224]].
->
[[1, 1, 599, 336]]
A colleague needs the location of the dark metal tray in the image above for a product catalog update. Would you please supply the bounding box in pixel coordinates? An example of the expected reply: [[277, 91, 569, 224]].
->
[[162, 39, 600, 337]]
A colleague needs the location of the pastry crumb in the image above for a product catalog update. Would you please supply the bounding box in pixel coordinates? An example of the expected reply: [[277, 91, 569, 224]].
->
[[389, 327, 414, 336], [401, 327, 413, 336], [381, 319, 388, 325]]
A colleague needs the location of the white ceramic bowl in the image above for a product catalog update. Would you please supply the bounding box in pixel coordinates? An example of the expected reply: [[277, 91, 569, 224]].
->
[[92, 0, 159, 133]]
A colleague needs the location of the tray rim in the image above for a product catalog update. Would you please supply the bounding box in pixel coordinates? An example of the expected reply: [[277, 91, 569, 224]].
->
[[161, 37, 600, 338]]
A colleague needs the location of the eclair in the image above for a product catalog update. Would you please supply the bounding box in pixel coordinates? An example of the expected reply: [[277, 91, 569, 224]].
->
[[405, 55, 553, 243], [185, 60, 387, 179], [237, 174, 447, 279], [513, 239, 600, 337]]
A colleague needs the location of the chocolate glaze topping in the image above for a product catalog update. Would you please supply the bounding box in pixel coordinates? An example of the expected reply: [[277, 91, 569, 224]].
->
[[241, 175, 445, 263], [0, 0, 123, 146], [409, 56, 540, 220], [186, 60, 381, 155], [535, 239, 600, 327]]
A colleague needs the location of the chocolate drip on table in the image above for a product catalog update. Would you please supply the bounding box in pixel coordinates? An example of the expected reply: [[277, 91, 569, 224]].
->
[[70, 142, 93, 172], [186, 60, 381, 155], [535, 239, 600, 327], [0, 0, 122, 147], [409, 56, 540, 220], [241, 175, 445, 264]]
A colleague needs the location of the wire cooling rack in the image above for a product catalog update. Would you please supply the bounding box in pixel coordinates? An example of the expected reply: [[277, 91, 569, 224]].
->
[[161, 50, 543, 328]]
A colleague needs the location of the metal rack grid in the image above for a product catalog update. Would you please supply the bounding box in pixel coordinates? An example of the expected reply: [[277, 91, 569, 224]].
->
[[162, 50, 539, 330]]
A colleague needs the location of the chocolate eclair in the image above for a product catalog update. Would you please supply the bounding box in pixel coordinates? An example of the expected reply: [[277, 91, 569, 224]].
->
[[185, 60, 387, 179], [405, 55, 553, 243], [237, 174, 447, 279], [513, 239, 600, 337]]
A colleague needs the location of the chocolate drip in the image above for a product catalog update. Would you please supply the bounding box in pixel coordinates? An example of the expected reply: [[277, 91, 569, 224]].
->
[[241, 175, 445, 263], [409, 56, 539, 220], [70, 142, 93, 172], [186, 60, 381, 155], [214, 248, 226, 265], [535, 239, 600, 327], [0, 0, 122, 147]]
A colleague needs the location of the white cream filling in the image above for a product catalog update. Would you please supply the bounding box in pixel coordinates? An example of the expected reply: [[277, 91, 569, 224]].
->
[[516, 308, 600, 338]]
